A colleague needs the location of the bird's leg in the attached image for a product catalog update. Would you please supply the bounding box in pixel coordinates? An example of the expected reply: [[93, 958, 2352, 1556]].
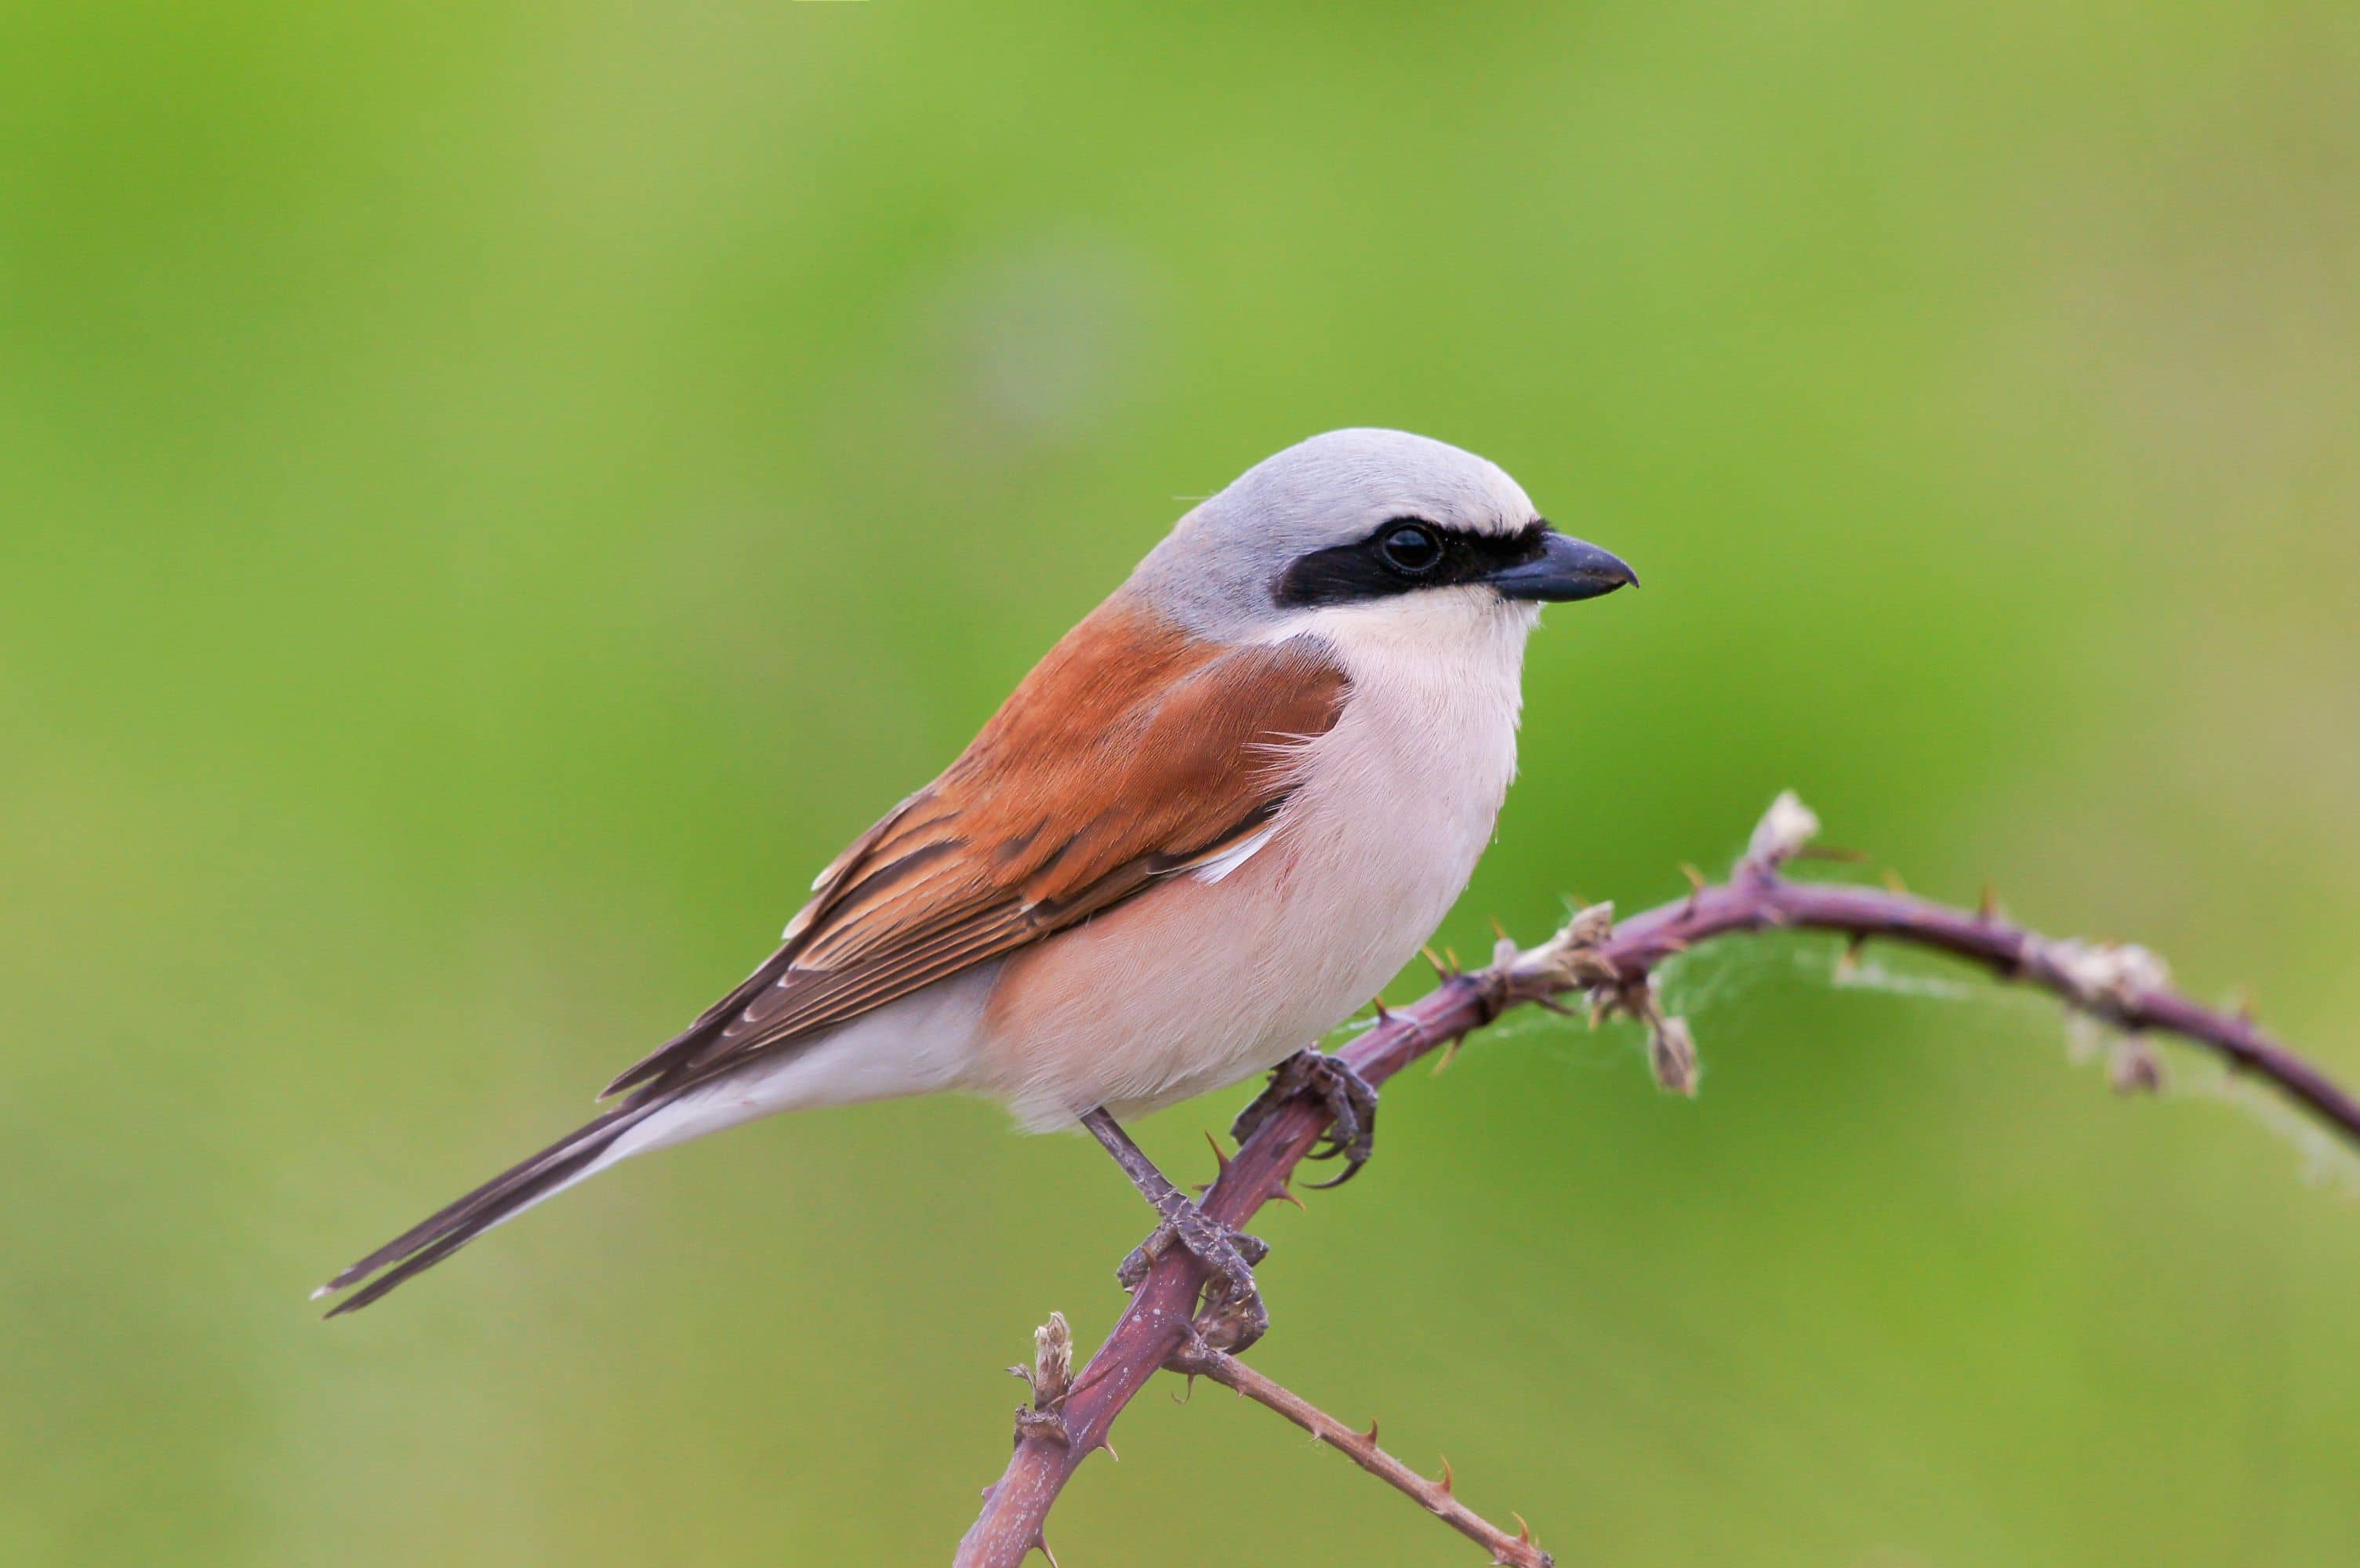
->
[[1080, 1108, 1271, 1352], [1229, 1047, 1382, 1189]]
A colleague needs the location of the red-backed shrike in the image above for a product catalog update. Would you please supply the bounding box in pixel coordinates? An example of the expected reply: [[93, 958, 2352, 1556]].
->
[[320, 429, 1635, 1339]]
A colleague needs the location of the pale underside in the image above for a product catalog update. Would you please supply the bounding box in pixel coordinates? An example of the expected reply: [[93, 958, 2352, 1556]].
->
[[604, 586, 1533, 1171]]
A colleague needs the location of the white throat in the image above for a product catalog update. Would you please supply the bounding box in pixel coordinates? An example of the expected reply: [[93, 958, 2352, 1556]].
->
[[1250, 584, 1538, 688], [1276, 585, 1536, 912]]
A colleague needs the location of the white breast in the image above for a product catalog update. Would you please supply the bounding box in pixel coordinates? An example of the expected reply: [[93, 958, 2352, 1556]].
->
[[975, 586, 1537, 1128], [1222, 588, 1532, 1055]]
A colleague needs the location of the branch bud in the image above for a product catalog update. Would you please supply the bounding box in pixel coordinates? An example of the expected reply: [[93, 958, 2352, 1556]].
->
[[1032, 1312, 1073, 1407], [1747, 791, 1821, 869], [1509, 902, 1619, 993], [2109, 1036, 2166, 1096], [2042, 938, 2170, 1012], [1648, 1014, 1700, 1097]]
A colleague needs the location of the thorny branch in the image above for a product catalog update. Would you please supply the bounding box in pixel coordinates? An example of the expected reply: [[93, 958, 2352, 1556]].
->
[[1164, 1336, 1552, 1568], [955, 795, 2360, 1568]]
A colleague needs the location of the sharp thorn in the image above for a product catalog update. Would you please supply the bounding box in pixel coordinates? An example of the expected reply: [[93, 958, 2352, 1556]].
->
[[1979, 882, 2001, 921], [1360, 1416, 1381, 1446], [1421, 945, 1450, 978], [1835, 931, 1868, 978], [1102, 1439, 1120, 1463], [1515, 1512, 1534, 1545], [1036, 1530, 1062, 1568], [1439, 1455, 1455, 1496], [1443, 946, 1461, 972], [1882, 867, 1909, 895], [1372, 996, 1394, 1023], [1430, 1036, 1461, 1076], [1202, 1130, 1231, 1176], [1489, 913, 1510, 942], [1679, 862, 1707, 895]]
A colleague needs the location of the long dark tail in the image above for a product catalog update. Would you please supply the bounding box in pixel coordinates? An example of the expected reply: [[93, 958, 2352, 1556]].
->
[[316, 1099, 657, 1317]]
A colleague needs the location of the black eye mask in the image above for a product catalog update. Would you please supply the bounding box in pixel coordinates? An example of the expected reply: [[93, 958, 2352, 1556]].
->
[[1274, 518, 1552, 608]]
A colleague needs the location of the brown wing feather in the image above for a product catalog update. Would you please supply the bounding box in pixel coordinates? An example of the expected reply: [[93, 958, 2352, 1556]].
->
[[602, 602, 1348, 1100]]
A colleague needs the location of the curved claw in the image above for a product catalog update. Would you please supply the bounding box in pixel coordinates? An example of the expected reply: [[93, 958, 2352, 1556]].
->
[[1230, 1047, 1381, 1189], [1303, 1161, 1362, 1192], [1305, 1110, 1376, 1189]]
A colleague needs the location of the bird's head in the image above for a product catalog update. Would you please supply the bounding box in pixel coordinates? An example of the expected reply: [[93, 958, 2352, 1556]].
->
[[1133, 428, 1636, 649]]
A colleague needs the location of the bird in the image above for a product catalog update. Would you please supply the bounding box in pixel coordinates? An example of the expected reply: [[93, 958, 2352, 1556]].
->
[[317, 427, 1636, 1341]]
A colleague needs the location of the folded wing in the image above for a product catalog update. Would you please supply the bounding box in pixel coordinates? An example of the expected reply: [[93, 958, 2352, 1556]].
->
[[604, 604, 1350, 1102]]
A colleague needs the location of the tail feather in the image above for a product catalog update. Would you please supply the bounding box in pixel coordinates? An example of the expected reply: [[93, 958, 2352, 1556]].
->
[[318, 1100, 655, 1316]]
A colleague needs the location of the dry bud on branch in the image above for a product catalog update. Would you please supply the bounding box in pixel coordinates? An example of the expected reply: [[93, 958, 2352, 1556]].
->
[[1007, 1311, 1077, 1447], [1031, 1312, 1073, 1406], [2040, 937, 2172, 1014], [1746, 789, 1823, 869], [1647, 1013, 1701, 1098], [2109, 1037, 2166, 1096]]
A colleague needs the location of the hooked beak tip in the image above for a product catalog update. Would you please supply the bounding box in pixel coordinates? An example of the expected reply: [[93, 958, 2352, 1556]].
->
[[1488, 531, 1639, 604]]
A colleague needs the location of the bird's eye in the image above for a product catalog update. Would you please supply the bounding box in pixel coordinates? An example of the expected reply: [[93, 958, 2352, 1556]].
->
[[1378, 523, 1443, 574]]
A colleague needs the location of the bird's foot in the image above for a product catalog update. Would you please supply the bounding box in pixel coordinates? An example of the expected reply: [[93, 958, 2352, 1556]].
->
[[1116, 1200, 1271, 1352], [1230, 1047, 1381, 1189]]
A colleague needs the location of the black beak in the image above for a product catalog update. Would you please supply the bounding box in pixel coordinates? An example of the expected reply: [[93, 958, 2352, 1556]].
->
[[1486, 529, 1639, 602]]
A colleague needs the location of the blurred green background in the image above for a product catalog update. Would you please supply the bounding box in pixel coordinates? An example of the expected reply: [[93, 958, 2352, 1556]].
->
[[5, 3, 2358, 1564]]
